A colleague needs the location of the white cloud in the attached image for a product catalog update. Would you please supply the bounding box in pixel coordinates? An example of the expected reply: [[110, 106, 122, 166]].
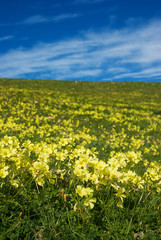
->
[[22, 13, 81, 25], [56, 69, 102, 80], [107, 67, 129, 73], [52, 13, 81, 22], [23, 15, 48, 24], [0, 18, 160, 81], [0, 35, 14, 41], [114, 66, 161, 79]]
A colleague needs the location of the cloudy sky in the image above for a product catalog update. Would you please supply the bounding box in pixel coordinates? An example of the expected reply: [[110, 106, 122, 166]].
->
[[0, 0, 161, 81]]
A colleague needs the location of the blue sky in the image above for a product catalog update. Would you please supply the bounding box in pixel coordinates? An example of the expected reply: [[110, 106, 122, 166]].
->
[[0, 0, 161, 81]]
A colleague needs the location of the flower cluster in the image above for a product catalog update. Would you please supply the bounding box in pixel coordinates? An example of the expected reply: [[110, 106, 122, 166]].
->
[[0, 85, 160, 210]]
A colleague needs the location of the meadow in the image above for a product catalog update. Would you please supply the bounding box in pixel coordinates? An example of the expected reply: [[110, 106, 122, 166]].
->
[[0, 78, 161, 240]]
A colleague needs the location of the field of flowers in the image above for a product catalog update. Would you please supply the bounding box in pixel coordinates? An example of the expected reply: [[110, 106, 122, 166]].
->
[[0, 78, 161, 239]]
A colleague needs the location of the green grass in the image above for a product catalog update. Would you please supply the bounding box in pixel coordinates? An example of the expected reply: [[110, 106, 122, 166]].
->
[[0, 78, 161, 240]]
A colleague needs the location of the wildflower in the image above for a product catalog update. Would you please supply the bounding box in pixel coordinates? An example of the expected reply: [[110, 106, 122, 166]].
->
[[0, 165, 9, 178], [84, 197, 96, 209]]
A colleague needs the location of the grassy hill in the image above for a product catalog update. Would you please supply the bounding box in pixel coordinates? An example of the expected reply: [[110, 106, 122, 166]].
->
[[0, 78, 161, 239]]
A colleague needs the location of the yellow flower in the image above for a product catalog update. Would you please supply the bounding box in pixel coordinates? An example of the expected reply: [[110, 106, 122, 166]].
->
[[84, 197, 96, 209], [76, 185, 93, 197], [95, 160, 107, 171], [76, 185, 86, 197], [1, 147, 11, 158], [0, 166, 9, 178]]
